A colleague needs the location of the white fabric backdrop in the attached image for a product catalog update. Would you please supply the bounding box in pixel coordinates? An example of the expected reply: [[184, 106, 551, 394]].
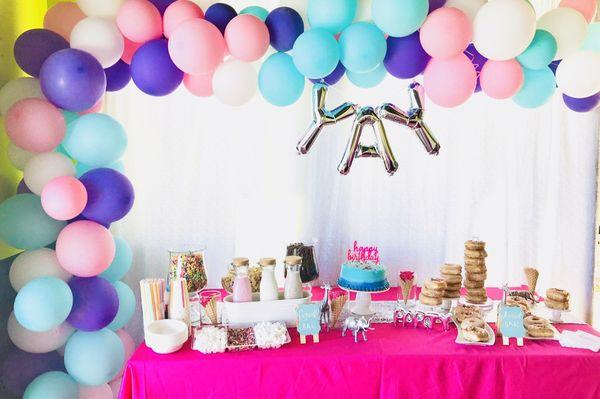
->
[[107, 0, 600, 341]]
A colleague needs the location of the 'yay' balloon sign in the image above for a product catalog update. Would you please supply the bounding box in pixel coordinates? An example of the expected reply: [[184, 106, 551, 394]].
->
[[297, 83, 440, 175]]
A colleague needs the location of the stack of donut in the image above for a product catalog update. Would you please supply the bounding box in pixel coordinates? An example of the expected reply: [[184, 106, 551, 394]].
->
[[440, 264, 462, 298], [545, 288, 570, 310], [463, 240, 488, 304], [524, 315, 554, 338], [506, 295, 531, 316], [419, 278, 447, 307], [454, 304, 489, 342]]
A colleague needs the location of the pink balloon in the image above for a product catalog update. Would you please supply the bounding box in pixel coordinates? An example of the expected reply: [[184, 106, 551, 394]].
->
[[225, 14, 270, 62], [480, 59, 524, 99], [168, 18, 226, 74], [41, 176, 88, 221], [5, 98, 66, 153], [183, 72, 214, 96], [420, 7, 472, 59], [56, 221, 116, 277], [121, 37, 143, 64], [79, 384, 113, 399], [559, 0, 597, 23], [423, 53, 477, 107], [117, 0, 163, 43], [113, 329, 136, 379], [163, 0, 204, 38], [44, 2, 86, 40], [109, 378, 122, 399]]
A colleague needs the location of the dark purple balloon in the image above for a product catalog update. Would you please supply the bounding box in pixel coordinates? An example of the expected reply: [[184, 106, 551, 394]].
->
[[474, 78, 482, 93], [149, 0, 175, 14], [67, 276, 119, 331], [0, 349, 64, 396], [464, 43, 487, 72], [310, 62, 345, 85], [384, 32, 430, 79], [205, 3, 237, 34], [16, 179, 31, 194], [265, 7, 304, 52], [131, 39, 183, 96], [39, 49, 106, 112], [563, 92, 600, 113], [428, 0, 447, 13], [549, 60, 561, 75], [80, 168, 135, 225], [105, 60, 131, 92], [13, 29, 69, 77]]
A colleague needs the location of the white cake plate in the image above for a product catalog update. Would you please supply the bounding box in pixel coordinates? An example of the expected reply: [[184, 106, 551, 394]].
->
[[340, 286, 390, 316], [545, 305, 570, 323]]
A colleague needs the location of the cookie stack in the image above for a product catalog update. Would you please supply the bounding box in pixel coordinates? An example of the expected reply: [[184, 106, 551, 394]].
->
[[419, 278, 447, 307], [463, 240, 488, 304], [439, 264, 462, 298], [545, 288, 570, 310]]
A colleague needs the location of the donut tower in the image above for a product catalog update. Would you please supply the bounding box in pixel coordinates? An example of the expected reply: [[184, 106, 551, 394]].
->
[[463, 240, 488, 304]]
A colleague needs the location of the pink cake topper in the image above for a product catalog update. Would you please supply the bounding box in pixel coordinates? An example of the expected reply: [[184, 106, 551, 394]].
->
[[346, 241, 380, 264]]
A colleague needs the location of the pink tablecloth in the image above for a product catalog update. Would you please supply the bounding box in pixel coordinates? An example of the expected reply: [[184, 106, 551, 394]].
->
[[120, 288, 600, 399]]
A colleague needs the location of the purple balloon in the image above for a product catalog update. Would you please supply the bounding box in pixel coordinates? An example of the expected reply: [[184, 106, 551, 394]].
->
[[265, 7, 304, 52], [39, 49, 106, 112], [148, 0, 175, 14], [429, 0, 447, 13], [465, 44, 487, 72], [384, 32, 431, 79], [549, 60, 561, 75], [16, 179, 31, 194], [67, 276, 119, 331], [0, 349, 64, 396], [80, 168, 135, 225], [131, 39, 183, 96], [105, 60, 131, 92], [310, 62, 346, 85], [13, 29, 69, 77], [205, 3, 237, 34], [563, 92, 600, 113]]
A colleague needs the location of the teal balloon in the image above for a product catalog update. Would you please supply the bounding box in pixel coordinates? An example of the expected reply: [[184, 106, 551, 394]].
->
[[339, 22, 387, 73], [55, 144, 71, 158], [75, 160, 125, 178], [513, 67, 556, 109], [259, 52, 305, 107], [581, 22, 600, 52], [14, 276, 73, 332], [100, 237, 133, 282], [64, 329, 124, 385], [372, 0, 428, 37], [0, 194, 66, 250], [23, 371, 78, 399], [63, 113, 127, 167], [292, 29, 340, 79], [517, 30, 557, 70], [62, 110, 79, 126], [308, 0, 357, 34], [347, 64, 386, 88], [107, 281, 135, 330], [240, 6, 269, 21]]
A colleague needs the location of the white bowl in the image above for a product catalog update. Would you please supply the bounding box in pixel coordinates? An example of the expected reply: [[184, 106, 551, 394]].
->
[[145, 319, 188, 354]]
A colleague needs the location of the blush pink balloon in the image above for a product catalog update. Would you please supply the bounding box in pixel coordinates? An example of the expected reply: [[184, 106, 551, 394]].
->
[[225, 14, 270, 62], [79, 96, 105, 115], [121, 37, 143, 64], [183, 72, 214, 96], [41, 176, 88, 221], [56, 220, 116, 277], [163, 0, 205, 38], [420, 7, 472, 59], [44, 2, 86, 40], [5, 98, 66, 153], [79, 384, 113, 399], [168, 18, 226, 74], [480, 59, 524, 99], [117, 0, 163, 43], [423, 53, 477, 107], [559, 0, 597, 22], [113, 329, 136, 379], [109, 378, 122, 399]]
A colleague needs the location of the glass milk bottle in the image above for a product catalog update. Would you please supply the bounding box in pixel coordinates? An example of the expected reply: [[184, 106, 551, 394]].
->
[[259, 258, 279, 301], [284, 256, 303, 300], [232, 257, 253, 303]]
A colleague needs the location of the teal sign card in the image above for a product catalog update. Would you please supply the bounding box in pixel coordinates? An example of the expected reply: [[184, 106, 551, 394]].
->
[[499, 305, 526, 338], [297, 303, 321, 336]]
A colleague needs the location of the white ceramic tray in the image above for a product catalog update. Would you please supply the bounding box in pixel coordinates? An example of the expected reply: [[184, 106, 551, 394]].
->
[[455, 322, 496, 346], [222, 291, 312, 327]]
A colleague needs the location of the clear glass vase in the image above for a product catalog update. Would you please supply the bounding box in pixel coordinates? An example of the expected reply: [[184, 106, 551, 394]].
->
[[167, 247, 207, 295]]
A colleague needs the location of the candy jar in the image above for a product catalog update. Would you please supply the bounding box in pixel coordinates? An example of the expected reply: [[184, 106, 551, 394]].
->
[[168, 247, 207, 295], [259, 258, 279, 301], [232, 257, 253, 303], [284, 256, 303, 300]]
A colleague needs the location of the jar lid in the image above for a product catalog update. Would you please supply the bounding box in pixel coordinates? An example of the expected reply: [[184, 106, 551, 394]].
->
[[232, 257, 249, 267], [285, 255, 302, 265], [259, 257, 276, 266]]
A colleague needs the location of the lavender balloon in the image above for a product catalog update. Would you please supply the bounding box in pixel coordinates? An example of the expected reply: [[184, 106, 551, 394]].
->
[[384, 32, 430, 79], [14, 29, 69, 77], [205, 3, 237, 34], [0, 349, 64, 396], [563, 92, 600, 113], [131, 39, 183, 96], [105, 60, 131, 92], [428, 0, 446, 13], [310, 62, 346, 85], [67, 277, 119, 331], [80, 168, 135, 225], [148, 0, 175, 14]]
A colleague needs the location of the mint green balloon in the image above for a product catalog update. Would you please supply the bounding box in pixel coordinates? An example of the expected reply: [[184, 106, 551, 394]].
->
[[14, 276, 73, 332], [517, 30, 557, 70], [100, 237, 133, 282], [372, 0, 428, 37], [240, 6, 269, 21], [339, 22, 387, 73], [259, 52, 305, 107], [75, 160, 125, 177], [581, 22, 600, 52], [347, 63, 386, 88], [292, 28, 340, 79], [308, 0, 357, 34], [62, 110, 79, 125], [108, 281, 135, 330], [513, 67, 556, 109], [0, 194, 66, 250], [24, 371, 78, 399]]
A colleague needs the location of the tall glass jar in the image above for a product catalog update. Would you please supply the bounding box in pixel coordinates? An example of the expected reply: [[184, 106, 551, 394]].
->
[[259, 257, 279, 301], [168, 248, 207, 295], [284, 255, 303, 300]]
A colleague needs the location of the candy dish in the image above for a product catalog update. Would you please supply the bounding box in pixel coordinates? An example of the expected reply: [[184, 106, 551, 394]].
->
[[145, 319, 189, 354]]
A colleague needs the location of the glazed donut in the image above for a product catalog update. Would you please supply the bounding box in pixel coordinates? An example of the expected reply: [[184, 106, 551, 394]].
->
[[422, 287, 444, 298], [464, 249, 487, 259], [467, 272, 487, 282], [441, 273, 462, 284], [419, 292, 442, 306], [462, 326, 489, 342], [454, 305, 481, 322], [465, 240, 485, 250], [443, 289, 461, 298], [464, 257, 486, 266], [546, 288, 569, 302], [465, 264, 487, 274], [440, 264, 462, 275], [466, 295, 487, 304], [424, 278, 447, 291], [467, 287, 487, 297], [507, 295, 527, 304], [545, 298, 569, 310], [446, 281, 462, 290], [527, 324, 554, 338], [463, 279, 484, 289], [524, 315, 548, 328], [461, 316, 485, 330]]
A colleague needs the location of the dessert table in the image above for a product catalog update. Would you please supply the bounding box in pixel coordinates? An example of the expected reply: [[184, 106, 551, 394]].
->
[[119, 288, 600, 399]]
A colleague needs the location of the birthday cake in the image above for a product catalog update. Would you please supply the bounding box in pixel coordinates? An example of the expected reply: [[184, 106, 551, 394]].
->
[[337, 242, 389, 292]]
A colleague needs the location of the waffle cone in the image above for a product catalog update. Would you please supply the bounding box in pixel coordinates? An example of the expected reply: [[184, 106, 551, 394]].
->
[[399, 279, 414, 305], [204, 297, 219, 324], [331, 294, 348, 327], [524, 267, 539, 293]]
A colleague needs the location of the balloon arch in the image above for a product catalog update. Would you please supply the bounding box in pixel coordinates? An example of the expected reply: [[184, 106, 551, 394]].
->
[[0, 0, 598, 397]]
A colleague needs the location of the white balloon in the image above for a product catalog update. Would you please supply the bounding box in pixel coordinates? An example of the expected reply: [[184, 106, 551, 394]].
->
[[0, 77, 44, 116], [23, 152, 75, 195], [7, 142, 35, 171], [537, 8, 588, 60], [9, 248, 72, 291], [446, 0, 486, 21], [556, 50, 600, 98], [8, 312, 74, 353], [473, 0, 536, 61], [77, 0, 125, 18], [212, 60, 257, 106], [79, 384, 113, 399], [70, 17, 124, 68]]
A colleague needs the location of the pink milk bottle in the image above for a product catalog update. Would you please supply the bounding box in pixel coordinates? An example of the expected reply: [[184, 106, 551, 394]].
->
[[232, 257, 253, 303]]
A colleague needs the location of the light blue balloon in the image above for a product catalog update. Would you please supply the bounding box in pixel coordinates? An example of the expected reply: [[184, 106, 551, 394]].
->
[[513, 67, 556, 108], [372, 0, 428, 38], [259, 52, 306, 107], [75, 160, 125, 178], [65, 329, 124, 385], [100, 237, 133, 282], [308, 0, 357, 34], [347, 64, 387, 88], [240, 6, 269, 21], [517, 30, 557, 70], [108, 281, 136, 330], [339, 22, 387, 73], [24, 371, 78, 399], [0, 194, 66, 250], [14, 276, 73, 332], [63, 113, 127, 167], [292, 29, 340, 79], [581, 22, 600, 52]]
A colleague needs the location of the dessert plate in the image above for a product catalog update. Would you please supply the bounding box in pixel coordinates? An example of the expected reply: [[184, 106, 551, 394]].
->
[[524, 323, 560, 341], [455, 322, 496, 346]]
